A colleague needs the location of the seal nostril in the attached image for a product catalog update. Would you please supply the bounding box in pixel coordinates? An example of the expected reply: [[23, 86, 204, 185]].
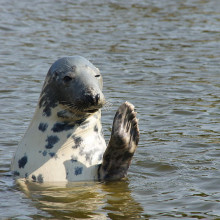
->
[[85, 93, 100, 105], [95, 94, 100, 104], [86, 95, 95, 105]]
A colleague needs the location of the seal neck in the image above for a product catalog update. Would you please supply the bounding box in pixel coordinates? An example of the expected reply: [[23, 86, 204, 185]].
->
[[32, 104, 102, 133]]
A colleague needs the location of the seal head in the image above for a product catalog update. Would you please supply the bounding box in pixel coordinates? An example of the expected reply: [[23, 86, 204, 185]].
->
[[39, 56, 105, 119]]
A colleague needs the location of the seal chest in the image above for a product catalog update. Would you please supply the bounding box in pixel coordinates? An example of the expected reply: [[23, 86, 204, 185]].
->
[[11, 56, 107, 182], [11, 56, 140, 183]]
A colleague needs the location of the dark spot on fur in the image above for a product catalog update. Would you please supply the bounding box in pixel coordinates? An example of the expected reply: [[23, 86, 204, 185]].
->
[[39, 87, 58, 117], [94, 125, 98, 132], [32, 175, 36, 182], [71, 156, 77, 162], [80, 120, 89, 129], [38, 123, 48, 132], [13, 171, 20, 176], [25, 173, 28, 178], [85, 153, 92, 164], [57, 110, 67, 118], [43, 105, 52, 117], [75, 167, 83, 176], [49, 152, 55, 157], [85, 151, 95, 165], [75, 137, 82, 145], [75, 118, 86, 125], [18, 155, 28, 168], [37, 174, 44, 183], [42, 150, 47, 156], [45, 135, 60, 149], [72, 136, 82, 149], [51, 122, 75, 133]]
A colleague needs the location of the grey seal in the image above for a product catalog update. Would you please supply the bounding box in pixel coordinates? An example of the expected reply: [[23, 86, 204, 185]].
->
[[11, 56, 139, 182]]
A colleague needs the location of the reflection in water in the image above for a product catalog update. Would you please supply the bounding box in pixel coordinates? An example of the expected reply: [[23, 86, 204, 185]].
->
[[17, 179, 144, 219], [1, 0, 220, 218]]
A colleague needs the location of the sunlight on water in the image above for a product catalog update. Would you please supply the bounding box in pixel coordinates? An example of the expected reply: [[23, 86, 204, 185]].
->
[[0, 0, 220, 219]]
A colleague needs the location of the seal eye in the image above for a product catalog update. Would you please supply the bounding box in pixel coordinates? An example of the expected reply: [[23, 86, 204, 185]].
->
[[63, 76, 72, 82], [95, 75, 100, 78]]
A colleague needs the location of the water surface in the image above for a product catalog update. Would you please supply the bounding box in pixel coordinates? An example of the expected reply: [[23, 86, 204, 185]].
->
[[0, 0, 220, 219]]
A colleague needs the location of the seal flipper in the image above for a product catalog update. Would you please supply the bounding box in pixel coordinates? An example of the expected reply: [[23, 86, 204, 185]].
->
[[99, 101, 139, 181]]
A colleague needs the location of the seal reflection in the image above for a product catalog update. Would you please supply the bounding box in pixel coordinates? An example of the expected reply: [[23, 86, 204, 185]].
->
[[16, 179, 144, 219]]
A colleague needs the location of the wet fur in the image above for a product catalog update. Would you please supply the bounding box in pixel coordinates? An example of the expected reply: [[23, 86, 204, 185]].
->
[[99, 102, 139, 181]]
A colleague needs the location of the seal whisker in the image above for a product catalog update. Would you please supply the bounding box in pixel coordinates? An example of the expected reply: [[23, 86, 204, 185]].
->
[[61, 104, 81, 113], [60, 101, 87, 114], [102, 100, 113, 112], [62, 100, 112, 113]]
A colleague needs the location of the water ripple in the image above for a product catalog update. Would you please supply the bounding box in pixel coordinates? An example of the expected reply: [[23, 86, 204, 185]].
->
[[0, 0, 220, 219]]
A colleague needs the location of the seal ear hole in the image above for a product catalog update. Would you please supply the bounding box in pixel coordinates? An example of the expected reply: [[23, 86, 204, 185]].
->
[[63, 76, 72, 82], [95, 75, 101, 78]]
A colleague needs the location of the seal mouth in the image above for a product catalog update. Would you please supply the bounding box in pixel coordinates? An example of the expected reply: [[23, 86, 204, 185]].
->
[[84, 109, 99, 114], [83, 102, 105, 114]]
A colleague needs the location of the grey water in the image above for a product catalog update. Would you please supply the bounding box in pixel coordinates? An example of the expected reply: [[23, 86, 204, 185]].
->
[[0, 0, 220, 219]]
